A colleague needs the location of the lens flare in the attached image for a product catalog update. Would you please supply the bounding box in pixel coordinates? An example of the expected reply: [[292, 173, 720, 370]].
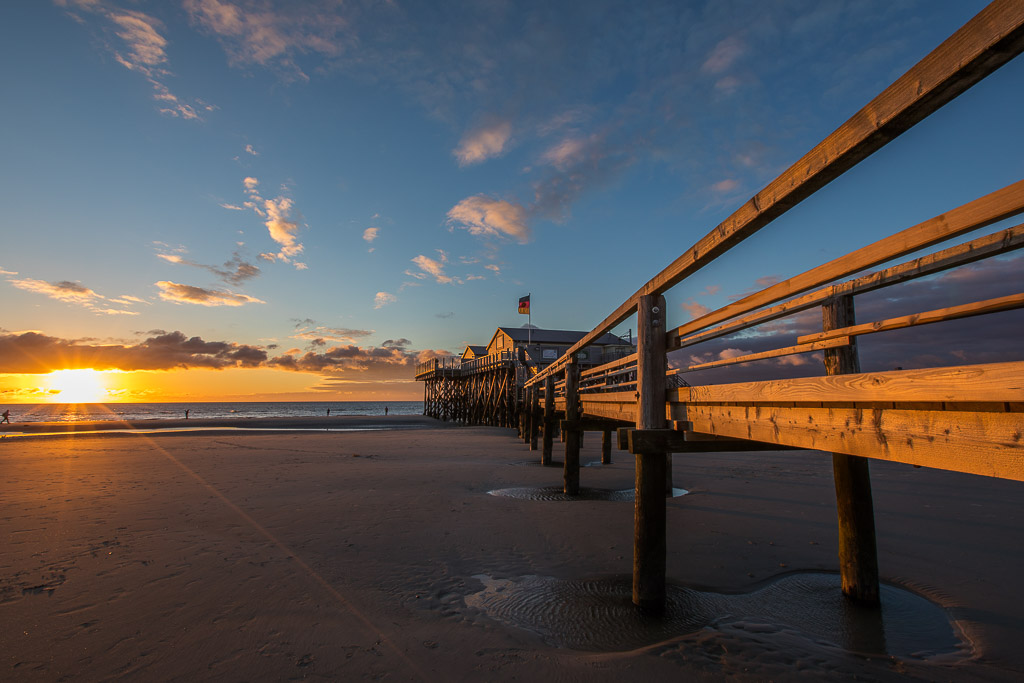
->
[[45, 369, 109, 403]]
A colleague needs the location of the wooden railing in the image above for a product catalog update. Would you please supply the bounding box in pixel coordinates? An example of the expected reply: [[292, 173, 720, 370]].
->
[[516, 0, 1024, 610]]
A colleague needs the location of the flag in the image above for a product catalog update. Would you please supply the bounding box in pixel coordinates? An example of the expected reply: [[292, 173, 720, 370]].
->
[[518, 295, 530, 314]]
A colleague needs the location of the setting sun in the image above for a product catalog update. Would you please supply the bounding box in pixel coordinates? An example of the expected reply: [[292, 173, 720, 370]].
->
[[45, 369, 110, 403]]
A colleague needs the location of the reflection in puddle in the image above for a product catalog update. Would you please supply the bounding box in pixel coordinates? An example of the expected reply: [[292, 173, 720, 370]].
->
[[465, 572, 964, 658], [487, 486, 688, 501]]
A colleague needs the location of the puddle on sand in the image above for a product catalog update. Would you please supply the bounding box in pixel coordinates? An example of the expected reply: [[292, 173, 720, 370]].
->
[[464, 572, 964, 659], [487, 486, 688, 501]]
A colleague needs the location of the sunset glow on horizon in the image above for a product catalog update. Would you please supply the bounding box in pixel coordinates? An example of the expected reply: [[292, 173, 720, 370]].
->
[[44, 369, 111, 404]]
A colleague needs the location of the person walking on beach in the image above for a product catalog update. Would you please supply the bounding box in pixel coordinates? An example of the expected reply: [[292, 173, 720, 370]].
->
[[1, 409, 9, 424], [327, 408, 331, 416], [384, 406, 388, 416], [185, 409, 189, 419]]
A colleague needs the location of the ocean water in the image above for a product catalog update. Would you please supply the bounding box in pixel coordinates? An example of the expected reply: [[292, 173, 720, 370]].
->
[[2, 401, 423, 423]]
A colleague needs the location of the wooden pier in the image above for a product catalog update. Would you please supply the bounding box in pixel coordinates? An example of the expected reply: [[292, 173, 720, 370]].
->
[[416, 0, 1024, 611]]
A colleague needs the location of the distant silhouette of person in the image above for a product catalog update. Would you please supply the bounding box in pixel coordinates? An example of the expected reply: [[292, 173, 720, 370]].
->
[[185, 409, 190, 419], [1, 409, 9, 424], [384, 406, 389, 416], [327, 408, 331, 416]]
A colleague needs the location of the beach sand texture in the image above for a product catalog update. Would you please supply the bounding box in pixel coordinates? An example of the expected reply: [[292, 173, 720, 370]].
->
[[2, 420, 1022, 681]]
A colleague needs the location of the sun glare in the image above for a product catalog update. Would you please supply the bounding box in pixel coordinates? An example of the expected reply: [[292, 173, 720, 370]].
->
[[46, 369, 110, 403]]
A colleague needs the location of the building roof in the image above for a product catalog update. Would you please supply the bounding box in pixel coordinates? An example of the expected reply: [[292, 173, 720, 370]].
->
[[495, 327, 631, 346], [462, 345, 487, 356]]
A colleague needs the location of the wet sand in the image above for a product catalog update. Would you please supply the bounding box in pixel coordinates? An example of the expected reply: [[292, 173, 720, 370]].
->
[[1, 422, 1022, 681], [0, 414, 445, 434]]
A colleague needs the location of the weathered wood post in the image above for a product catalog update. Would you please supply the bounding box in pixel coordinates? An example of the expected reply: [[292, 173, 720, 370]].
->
[[529, 384, 540, 450], [563, 359, 581, 495], [634, 293, 668, 612], [518, 384, 526, 440], [602, 430, 613, 464], [824, 294, 880, 606], [542, 375, 555, 466]]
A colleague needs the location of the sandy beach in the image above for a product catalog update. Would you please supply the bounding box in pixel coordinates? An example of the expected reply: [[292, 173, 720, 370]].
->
[[2, 418, 1022, 681]]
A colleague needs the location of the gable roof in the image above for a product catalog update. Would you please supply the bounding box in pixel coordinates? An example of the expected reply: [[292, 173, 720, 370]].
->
[[462, 345, 487, 357], [495, 327, 630, 346]]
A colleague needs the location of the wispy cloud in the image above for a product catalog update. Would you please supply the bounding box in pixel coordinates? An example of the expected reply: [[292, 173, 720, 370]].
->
[[184, 0, 349, 81], [701, 35, 746, 75], [7, 276, 139, 315], [291, 320, 374, 346], [245, 143, 258, 155], [363, 227, 379, 242], [710, 178, 739, 194], [57, 0, 209, 120], [409, 252, 454, 285], [156, 280, 265, 306], [680, 300, 711, 321], [454, 121, 512, 166], [374, 291, 396, 308], [157, 246, 262, 286]]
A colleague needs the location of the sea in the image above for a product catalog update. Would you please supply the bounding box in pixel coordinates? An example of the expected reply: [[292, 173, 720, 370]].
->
[[2, 401, 423, 424]]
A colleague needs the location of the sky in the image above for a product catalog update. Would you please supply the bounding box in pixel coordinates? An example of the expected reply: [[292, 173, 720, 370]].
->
[[1, 0, 1022, 403]]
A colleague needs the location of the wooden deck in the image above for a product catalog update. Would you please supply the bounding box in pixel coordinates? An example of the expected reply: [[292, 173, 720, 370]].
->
[[417, 0, 1024, 611]]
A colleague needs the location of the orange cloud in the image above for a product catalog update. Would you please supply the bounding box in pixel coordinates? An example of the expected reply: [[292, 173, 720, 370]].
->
[[7, 277, 139, 315], [454, 121, 512, 166], [156, 281, 265, 306], [447, 196, 530, 243]]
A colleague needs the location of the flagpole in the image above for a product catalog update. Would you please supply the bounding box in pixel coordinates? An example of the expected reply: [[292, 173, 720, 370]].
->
[[528, 292, 531, 346]]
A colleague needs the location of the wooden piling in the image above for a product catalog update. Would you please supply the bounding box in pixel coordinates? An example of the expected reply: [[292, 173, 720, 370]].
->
[[602, 430, 613, 464], [563, 360, 581, 495], [824, 295, 880, 606], [634, 294, 668, 611], [529, 385, 539, 450], [542, 375, 554, 466]]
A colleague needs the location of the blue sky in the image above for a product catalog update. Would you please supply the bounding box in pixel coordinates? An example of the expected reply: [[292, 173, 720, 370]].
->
[[1, 0, 1021, 401]]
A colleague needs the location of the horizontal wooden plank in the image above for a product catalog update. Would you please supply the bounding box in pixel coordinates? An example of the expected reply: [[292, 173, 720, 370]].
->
[[687, 404, 1024, 481], [670, 224, 1024, 351], [673, 361, 1024, 405], [797, 293, 1024, 344], [580, 353, 637, 379], [670, 184, 1024, 348], [581, 392, 638, 423], [527, 2, 1024, 387], [685, 337, 850, 371]]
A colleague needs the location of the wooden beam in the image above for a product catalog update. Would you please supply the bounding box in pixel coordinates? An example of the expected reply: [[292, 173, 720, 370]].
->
[[524, 1, 1024, 387], [684, 337, 850, 372], [581, 392, 639, 424], [687, 404, 1024, 482], [823, 295, 880, 606], [542, 375, 555, 466], [798, 292, 1024, 344], [602, 429, 613, 464], [563, 360, 581, 495], [627, 429, 690, 454], [673, 360, 1024, 405], [634, 294, 668, 612], [579, 353, 638, 380], [671, 185, 1024, 349], [670, 224, 1024, 351], [561, 417, 631, 432]]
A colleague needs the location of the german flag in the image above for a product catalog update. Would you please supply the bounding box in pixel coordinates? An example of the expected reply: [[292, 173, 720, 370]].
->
[[518, 294, 530, 314]]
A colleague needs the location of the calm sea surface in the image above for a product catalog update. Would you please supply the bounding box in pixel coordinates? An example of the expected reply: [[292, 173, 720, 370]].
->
[[3, 401, 423, 423]]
